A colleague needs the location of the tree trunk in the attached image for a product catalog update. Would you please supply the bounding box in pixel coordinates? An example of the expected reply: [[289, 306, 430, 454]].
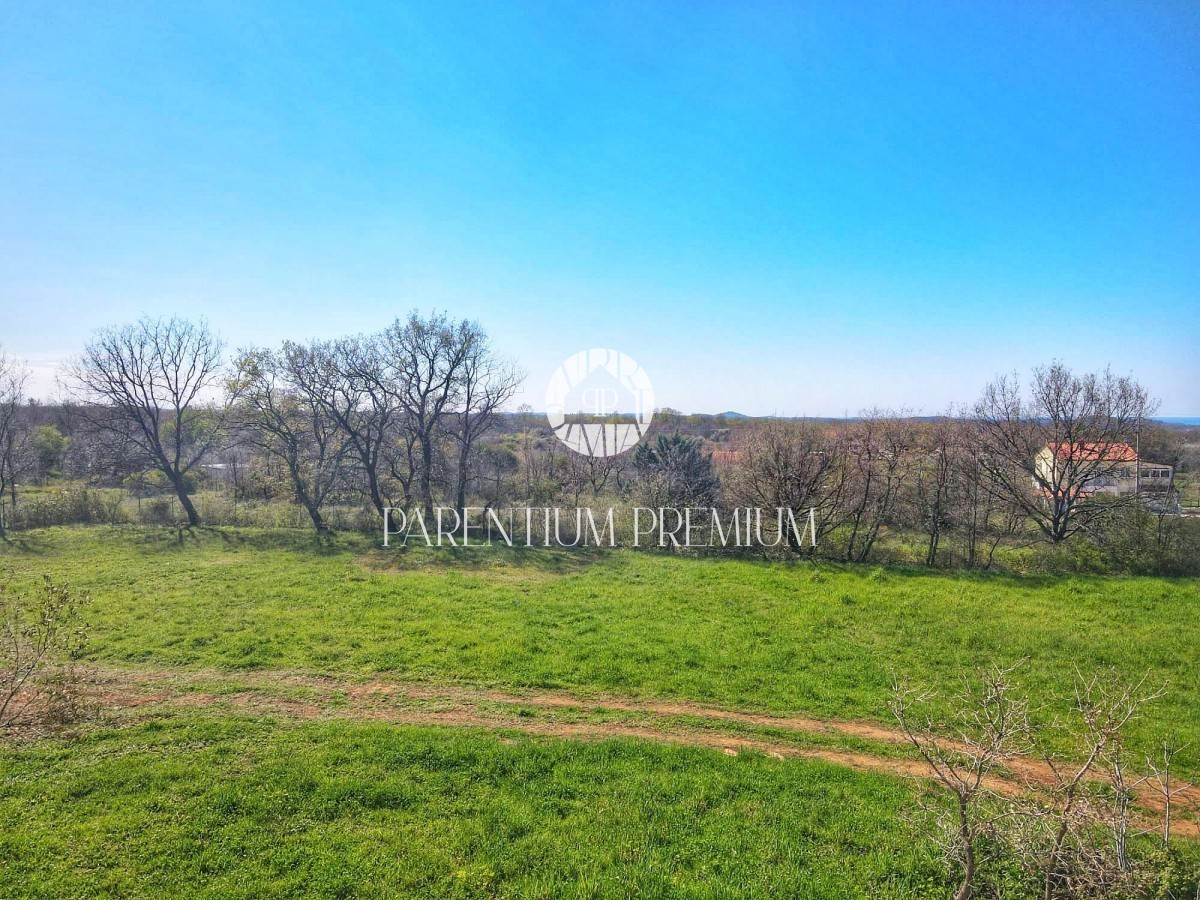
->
[[289, 463, 327, 533], [955, 799, 976, 900], [302, 499, 327, 532], [420, 436, 435, 524], [363, 462, 385, 519], [172, 474, 201, 527], [454, 440, 471, 516]]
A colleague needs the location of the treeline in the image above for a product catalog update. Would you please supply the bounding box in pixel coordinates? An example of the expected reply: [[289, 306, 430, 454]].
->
[[0, 312, 521, 534], [0, 313, 1196, 574]]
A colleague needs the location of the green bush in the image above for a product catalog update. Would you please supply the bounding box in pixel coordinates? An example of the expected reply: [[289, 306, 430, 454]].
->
[[5, 487, 125, 529]]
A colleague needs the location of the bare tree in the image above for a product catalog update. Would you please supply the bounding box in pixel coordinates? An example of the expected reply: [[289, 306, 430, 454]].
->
[[228, 346, 351, 532], [1027, 670, 1165, 900], [974, 363, 1155, 543], [633, 432, 721, 510], [954, 433, 1027, 569], [892, 664, 1186, 899], [0, 350, 29, 536], [890, 661, 1032, 900], [384, 312, 474, 523], [449, 332, 524, 515], [474, 442, 520, 507], [843, 411, 914, 562], [580, 447, 629, 498], [64, 317, 224, 527], [1144, 737, 1190, 849], [291, 336, 406, 519], [725, 420, 850, 551], [913, 416, 959, 566], [560, 442, 590, 505]]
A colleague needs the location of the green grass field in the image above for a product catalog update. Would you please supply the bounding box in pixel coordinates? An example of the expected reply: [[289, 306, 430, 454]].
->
[[0, 715, 944, 899], [1, 526, 1198, 897]]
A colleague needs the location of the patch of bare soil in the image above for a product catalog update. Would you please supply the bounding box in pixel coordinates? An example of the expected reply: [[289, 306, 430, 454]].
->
[[75, 666, 1199, 837]]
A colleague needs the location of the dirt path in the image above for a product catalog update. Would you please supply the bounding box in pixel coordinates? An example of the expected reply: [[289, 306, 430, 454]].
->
[[81, 665, 1199, 837]]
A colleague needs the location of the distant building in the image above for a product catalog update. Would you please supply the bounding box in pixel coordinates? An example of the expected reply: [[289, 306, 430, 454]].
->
[[1033, 442, 1173, 496]]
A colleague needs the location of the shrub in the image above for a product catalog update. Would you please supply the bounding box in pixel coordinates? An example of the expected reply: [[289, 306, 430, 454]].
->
[[0, 574, 91, 736], [7, 486, 126, 529]]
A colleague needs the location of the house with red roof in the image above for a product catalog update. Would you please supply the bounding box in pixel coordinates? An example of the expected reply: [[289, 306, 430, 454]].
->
[[1033, 442, 1173, 496]]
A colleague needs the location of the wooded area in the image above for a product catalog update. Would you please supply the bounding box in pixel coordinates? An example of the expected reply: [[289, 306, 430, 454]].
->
[[1, 313, 1196, 573]]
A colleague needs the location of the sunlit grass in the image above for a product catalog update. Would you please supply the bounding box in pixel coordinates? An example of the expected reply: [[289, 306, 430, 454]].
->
[[0, 712, 948, 899], [4, 526, 1198, 772]]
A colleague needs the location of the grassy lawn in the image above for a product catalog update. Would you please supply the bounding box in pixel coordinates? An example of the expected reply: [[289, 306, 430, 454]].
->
[[2, 526, 1199, 897], [2, 526, 1199, 770], [2, 528, 1200, 768], [0, 712, 946, 899]]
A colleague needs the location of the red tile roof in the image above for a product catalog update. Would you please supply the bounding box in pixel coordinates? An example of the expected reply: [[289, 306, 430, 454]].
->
[[1048, 442, 1137, 462]]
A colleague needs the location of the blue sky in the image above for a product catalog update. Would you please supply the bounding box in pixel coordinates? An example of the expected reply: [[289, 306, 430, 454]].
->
[[1, 1, 1197, 414]]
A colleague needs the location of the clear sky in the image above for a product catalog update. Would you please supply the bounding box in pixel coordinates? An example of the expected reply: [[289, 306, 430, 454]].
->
[[1, 1, 1198, 415]]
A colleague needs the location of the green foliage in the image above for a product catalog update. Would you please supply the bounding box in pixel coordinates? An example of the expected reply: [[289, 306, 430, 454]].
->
[[31, 425, 68, 480], [141, 469, 199, 494]]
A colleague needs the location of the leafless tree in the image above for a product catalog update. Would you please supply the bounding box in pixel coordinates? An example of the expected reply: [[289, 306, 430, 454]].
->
[[953, 432, 1027, 569], [289, 336, 407, 519], [893, 663, 1188, 899], [1026, 670, 1165, 899], [384, 312, 475, 523], [228, 346, 351, 532], [890, 661, 1032, 900], [560, 442, 590, 505], [449, 332, 524, 515], [1144, 737, 1190, 848], [515, 406, 561, 501], [63, 317, 224, 527], [473, 442, 520, 507], [725, 420, 850, 551], [843, 411, 914, 562], [0, 350, 30, 536], [974, 363, 1156, 543], [913, 415, 959, 566], [581, 448, 629, 498]]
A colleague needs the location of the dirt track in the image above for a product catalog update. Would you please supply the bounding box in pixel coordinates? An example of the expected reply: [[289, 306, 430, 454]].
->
[[80, 665, 1200, 837]]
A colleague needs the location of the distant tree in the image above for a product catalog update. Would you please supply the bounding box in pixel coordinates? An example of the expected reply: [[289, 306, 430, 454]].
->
[[842, 411, 915, 563], [383, 312, 475, 523], [31, 425, 68, 481], [448, 330, 524, 515], [0, 350, 29, 534], [1132, 424, 1185, 472], [912, 416, 959, 566], [725, 420, 850, 551], [655, 407, 685, 431], [633, 432, 720, 508], [299, 336, 408, 518], [474, 442, 520, 507], [953, 435, 1026, 569], [973, 363, 1155, 543], [228, 346, 351, 532], [514, 404, 548, 499], [64, 317, 224, 527]]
